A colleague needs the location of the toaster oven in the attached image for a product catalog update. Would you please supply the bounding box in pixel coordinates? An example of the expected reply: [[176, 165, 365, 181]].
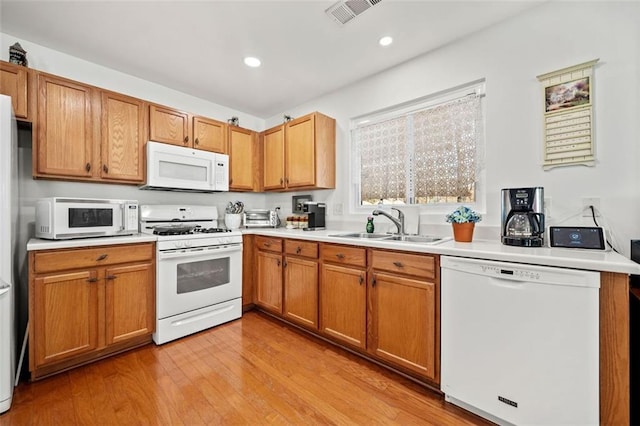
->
[[243, 210, 280, 228]]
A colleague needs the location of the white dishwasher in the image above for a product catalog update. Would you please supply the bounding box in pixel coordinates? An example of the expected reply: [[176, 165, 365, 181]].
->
[[440, 256, 600, 426]]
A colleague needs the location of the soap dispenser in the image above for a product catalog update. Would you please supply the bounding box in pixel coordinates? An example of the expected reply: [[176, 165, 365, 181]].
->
[[366, 216, 375, 233]]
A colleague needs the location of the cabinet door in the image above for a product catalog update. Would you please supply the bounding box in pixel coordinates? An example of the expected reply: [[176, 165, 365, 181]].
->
[[149, 104, 190, 147], [33, 270, 99, 367], [101, 91, 146, 182], [0, 61, 28, 118], [256, 250, 283, 314], [369, 272, 437, 380], [229, 126, 255, 191], [283, 256, 318, 329], [193, 116, 227, 153], [320, 263, 366, 349], [263, 125, 285, 190], [36, 74, 95, 177], [105, 262, 155, 345], [286, 114, 315, 188]]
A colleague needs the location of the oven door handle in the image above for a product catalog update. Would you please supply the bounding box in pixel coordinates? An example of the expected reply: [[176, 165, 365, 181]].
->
[[158, 244, 242, 260]]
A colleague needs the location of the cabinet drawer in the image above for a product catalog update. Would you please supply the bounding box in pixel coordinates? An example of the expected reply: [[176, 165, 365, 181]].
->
[[285, 239, 318, 258], [321, 244, 366, 268], [33, 243, 154, 274], [370, 250, 435, 280], [255, 236, 283, 253]]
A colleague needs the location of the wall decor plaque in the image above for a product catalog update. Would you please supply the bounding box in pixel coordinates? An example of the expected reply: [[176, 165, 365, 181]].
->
[[537, 59, 599, 170]]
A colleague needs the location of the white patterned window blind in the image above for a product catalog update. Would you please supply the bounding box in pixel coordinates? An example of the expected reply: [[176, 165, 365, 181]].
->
[[352, 84, 484, 206]]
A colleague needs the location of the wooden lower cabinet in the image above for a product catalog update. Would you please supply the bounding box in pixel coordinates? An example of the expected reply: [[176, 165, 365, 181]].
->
[[319, 263, 367, 350], [369, 272, 437, 381], [255, 249, 283, 314], [29, 243, 155, 379], [283, 255, 318, 329]]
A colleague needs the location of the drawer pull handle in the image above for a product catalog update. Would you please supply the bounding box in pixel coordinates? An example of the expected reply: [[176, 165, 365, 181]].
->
[[296, 247, 302, 254], [277, 259, 281, 267], [86, 277, 98, 283], [283, 261, 287, 268], [85, 162, 91, 172], [371, 276, 377, 287], [280, 178, 284, 185], [194, 138, 199, 145], [359, 275, 364, 285], [102, 164, 109, 174], [393, 261, 404, 268], [336, 253, 345, 259], [96, 254, 108, 261], [106, 275, 117, 280], [264, 242, 271, 247]]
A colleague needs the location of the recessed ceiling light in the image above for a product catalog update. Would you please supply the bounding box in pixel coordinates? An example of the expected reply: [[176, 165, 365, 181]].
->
[[379, 36, 393, 47], [244, 57, 261, 68]]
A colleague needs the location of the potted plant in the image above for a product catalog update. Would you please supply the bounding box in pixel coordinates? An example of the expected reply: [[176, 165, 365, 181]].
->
[[446, 206, 482, 242]]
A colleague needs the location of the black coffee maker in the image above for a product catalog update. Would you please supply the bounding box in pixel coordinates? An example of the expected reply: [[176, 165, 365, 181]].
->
[[501, 187, 545, 247]]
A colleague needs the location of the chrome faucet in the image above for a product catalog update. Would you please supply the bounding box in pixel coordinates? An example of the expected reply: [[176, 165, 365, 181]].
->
[[372, 207, 405, 235]]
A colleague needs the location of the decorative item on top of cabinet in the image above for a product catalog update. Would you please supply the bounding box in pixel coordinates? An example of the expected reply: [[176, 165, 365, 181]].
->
[[0, 60, 30, 120], [9, 42, 28, 66], [261, 111, 336, 191], [28, 242, 155, 380], [149, 104, 228, 154], [228, 125, 259, 191]]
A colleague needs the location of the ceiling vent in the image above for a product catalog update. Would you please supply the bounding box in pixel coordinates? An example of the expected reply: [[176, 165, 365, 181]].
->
[[325, 0, 383, 25]]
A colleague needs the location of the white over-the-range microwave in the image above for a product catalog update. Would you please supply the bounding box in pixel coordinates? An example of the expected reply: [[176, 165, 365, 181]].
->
[[140, 141, 229, 192], [36, 197, 139, 240]]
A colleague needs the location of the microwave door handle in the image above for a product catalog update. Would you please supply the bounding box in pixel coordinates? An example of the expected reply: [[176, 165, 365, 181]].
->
[[158, 244, 242, 260]]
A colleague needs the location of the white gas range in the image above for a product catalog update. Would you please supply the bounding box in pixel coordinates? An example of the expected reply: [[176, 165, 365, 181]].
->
[[140, 205, 243, 344]]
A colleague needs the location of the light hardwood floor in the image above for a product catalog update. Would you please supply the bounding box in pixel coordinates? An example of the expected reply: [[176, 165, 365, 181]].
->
[[0, 311, 488, 425]]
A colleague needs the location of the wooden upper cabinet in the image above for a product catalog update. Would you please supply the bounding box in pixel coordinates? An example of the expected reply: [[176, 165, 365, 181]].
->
[[261, 112, 335, 192], [100, 91, 146, 182], [35, 73, 95, 178], [0, 60, 29, 119], [193, 116, 227, 153], [149, 104, 190, 147], [229, 125, 256, 191], [263, 125, 285, 190]]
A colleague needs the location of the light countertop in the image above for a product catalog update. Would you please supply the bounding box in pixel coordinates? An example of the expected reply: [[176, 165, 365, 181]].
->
[[27, 233, 157, 251], [243, 228, 640, 275]]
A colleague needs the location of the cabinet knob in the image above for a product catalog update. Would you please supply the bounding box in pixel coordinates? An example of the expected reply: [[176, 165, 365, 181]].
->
[[336, 253, 345, 260], [194, 138, 199, 145], [184, 136, 189, 143], [102, 164, 109, 174], [393, 261, 404, 268], [264, 242, 271, 247], [277, 259, 281, 267], [283, 260, 287, 268], [86, 277, 98, 283], [371, 276, 377, 287], [280, 178, 284, 185], [96, 254, 108, 261], [359, 275, 364, 285], [296, 246, 302, 254], [85, 163, 91, 172]]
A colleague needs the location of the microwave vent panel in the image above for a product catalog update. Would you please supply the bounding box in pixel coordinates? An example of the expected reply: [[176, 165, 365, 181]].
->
[[325, 0, 383, 25]]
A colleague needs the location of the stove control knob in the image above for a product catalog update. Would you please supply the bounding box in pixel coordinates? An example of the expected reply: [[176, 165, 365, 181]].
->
[[184, 240, 192, 248], [174, 241, 183, 248], [220, 237, 230, 245]]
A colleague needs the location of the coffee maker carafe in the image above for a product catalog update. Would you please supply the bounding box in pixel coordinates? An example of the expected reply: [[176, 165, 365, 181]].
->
[[501, 187, 545, 247]]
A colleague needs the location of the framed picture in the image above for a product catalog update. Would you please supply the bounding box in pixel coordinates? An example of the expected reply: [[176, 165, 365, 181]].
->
[[545, 77, 590, 112]]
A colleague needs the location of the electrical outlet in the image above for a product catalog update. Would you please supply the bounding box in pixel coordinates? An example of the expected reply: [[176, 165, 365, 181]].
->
[[333, 203, 344, 215], [581, 197, 601, 217]]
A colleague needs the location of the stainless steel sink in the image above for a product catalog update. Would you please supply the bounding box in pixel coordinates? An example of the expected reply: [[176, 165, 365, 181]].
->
[[329, 232, 392, 239], [384, 235, 445, 243], [330, 232, 449, 244]]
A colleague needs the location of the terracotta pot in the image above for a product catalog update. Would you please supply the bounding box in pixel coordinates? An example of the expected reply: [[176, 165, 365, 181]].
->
[[452, 222, 475, 242]]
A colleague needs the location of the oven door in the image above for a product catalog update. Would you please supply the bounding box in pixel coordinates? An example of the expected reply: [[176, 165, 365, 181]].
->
[[157, 244, 242, 319]]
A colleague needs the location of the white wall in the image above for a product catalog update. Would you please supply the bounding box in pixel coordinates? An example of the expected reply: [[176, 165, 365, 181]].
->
[[266, 1, 640, 256]]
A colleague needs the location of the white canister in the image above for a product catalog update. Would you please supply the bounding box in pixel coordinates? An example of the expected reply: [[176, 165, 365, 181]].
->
[[224, 213, 242, 229]]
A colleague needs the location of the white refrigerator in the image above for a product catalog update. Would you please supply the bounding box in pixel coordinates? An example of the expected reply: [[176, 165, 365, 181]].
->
[[0, 95, 17, 414]]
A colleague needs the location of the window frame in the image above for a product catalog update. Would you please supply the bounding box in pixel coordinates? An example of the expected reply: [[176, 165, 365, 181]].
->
[[349, 80, 486, 216]]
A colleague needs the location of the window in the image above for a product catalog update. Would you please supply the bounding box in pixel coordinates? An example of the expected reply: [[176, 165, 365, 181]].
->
[[352, 82, 485, 207]]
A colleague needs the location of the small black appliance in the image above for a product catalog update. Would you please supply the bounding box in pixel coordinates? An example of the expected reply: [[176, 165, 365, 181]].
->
[[501, 187, 545, 247], [302, 202, 326, 231]]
